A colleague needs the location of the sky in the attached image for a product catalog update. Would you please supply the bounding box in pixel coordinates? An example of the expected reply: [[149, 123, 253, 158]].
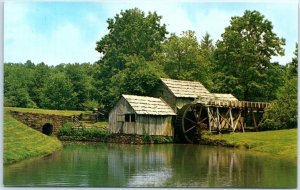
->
[[4, 0, 298, 66]]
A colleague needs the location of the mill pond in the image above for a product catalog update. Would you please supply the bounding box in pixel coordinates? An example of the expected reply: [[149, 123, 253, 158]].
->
[[4, 143, 297, 188]]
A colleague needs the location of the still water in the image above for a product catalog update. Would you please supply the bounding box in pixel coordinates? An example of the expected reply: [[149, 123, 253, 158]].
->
[[4, 143, 297, 188]]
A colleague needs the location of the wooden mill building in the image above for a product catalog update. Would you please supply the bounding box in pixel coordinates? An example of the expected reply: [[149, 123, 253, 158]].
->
[[109, 78, 268, 143], [152, 78, 214, 111], [109, 95, 176, 136]]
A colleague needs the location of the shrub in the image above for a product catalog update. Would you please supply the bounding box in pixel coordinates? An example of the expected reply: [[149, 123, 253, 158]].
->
[[152, 136, 173, 143], [58, 122, 111, 141], [260, 77, 297, 130], [143, 133, 152, 143], [59, 122, 74, 136]]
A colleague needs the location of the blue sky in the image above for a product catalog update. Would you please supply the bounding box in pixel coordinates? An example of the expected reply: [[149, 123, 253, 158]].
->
[[4, 1, 298, 65]]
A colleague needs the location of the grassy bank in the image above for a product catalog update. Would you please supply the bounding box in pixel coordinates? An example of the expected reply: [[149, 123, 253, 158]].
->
[[4, 109, 63, 165], [6, 107, 90, 116], [202, 129, 297, 160]]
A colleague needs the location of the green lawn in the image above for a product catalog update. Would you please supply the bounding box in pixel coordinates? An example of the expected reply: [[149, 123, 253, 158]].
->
[[4, 109, 63, 165], [202, 129, 297, 160], [6, 107, 91, 116]]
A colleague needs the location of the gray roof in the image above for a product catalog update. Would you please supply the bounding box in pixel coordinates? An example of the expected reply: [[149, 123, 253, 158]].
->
[[122, 94, 176, 115], [161, 78, 214, 99], [213, 93, 238, 101]]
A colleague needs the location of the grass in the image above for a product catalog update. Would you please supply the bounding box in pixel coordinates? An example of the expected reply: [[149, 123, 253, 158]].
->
[[83, 121, 109, 129], [202, 129, 297, 160], [6, 107, 91, 116], [4, 109, 63, 165], [58, 122, 111, 142]]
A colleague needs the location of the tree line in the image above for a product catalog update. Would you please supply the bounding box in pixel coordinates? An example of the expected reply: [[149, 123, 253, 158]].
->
[[4, 8, 297, 129]]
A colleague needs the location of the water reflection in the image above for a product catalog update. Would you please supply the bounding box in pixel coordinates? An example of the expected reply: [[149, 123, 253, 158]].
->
[[4, 143, 297, 188]]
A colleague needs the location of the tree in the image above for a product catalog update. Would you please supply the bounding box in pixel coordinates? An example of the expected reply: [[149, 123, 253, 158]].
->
[[95, 8, 168, 71], [63, 63, 95, 110], [28, 62, 51, 107], [94, 8, 168, 112], [287, 43, 298, 76], [113, 56, 166, 95], [159, 31, 200, 80], [260, 77, 297, 130], [4, 62, 36, 108], [200, 32, 215, 51], [199, 32, 215, 90], [213, 10, 285, 101], [40, 72, 77, 110]]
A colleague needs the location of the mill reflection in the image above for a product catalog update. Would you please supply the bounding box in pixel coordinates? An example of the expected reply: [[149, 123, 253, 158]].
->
[[4, 143, 296, 188]]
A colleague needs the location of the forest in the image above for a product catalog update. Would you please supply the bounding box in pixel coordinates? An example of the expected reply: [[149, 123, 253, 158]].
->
[[4, 8, 297, 130]]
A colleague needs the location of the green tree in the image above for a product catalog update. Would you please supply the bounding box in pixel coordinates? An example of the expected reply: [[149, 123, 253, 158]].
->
[[213, 10, 285, 101], [62, 63, 96, 110], [95, 8, 168, 71], [113, 56, 166, 95], [28, 62, 51, 107], [199, 32, 215, 90], [94, 8, 168, 112], [159, 31, 200, 80], [260, 77, 297, 130], [4, 62, 36, 108], [287, 43, 298, 76], [40, 72, 77, 110]]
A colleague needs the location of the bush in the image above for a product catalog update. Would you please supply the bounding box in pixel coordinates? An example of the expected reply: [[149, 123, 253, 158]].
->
[[58, 122, 111, 141], [260, 77, 297, 130], [152, 136, 173, 143], [143, 133, 152, 143], [59, 122, 74, 136]]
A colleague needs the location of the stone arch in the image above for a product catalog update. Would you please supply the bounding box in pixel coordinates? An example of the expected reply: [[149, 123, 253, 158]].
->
[[42, 123, 53, 135]]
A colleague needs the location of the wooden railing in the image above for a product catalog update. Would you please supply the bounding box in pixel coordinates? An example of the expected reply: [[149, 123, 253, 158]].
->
[[194, 99, 269, 109], [208, 100, 268, 109]]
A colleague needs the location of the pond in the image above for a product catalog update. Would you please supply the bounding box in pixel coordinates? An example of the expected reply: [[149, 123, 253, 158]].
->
[[4, 143, 297, 188]]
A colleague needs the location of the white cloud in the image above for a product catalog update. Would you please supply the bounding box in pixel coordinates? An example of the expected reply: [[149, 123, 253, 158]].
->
[[4, 2, 297, 66], [4, 2, 100, 65]]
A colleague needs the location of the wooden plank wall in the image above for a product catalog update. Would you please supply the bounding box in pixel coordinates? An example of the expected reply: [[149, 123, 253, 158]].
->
[[109, 97, 173, 136], [152, 83, 177, 111]]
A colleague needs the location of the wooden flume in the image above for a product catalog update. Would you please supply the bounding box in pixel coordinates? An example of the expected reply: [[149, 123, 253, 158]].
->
[[175, 97, 269, 143]]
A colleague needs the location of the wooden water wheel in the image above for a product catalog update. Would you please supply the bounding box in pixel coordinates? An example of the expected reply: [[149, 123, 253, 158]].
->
[[175, 103, 209, 143]]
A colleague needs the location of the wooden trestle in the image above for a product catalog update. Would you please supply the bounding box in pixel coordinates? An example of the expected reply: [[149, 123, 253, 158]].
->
[[175, 99, 269, 143], [204, 100, 268, 133]]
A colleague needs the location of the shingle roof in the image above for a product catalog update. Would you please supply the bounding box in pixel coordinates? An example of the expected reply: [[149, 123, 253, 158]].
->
[[122, 94, 176, 115], [160, 78, 214, 99], [213, 93, 238, 101]]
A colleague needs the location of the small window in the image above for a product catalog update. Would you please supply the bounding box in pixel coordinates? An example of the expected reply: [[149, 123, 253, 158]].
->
[[131, 114, 136, 122], [125, 114, 136, 122], [160, 90, 164, 95]]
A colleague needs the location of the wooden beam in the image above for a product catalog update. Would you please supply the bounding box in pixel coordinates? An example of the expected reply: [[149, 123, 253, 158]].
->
[[207, 107, 211, 132], [229, 108, 234, 132]]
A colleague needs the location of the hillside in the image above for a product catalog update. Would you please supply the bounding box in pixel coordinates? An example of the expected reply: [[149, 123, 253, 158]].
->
[[4, 108, 63, 164], [202, 129, 297, 160]]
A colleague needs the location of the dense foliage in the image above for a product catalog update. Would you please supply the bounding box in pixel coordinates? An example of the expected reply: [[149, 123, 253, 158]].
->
[[213, 10, 286, 101], [4, 9, 297, 130], [260, 43, 298, 130]]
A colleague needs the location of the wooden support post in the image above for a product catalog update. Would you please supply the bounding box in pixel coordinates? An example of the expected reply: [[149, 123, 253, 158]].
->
[[229, 108, 234, 132], [207, 107, 211, 132], [216, 108, 221, 133], [233, 109, 242, 132], [252, 109, 258, 131]]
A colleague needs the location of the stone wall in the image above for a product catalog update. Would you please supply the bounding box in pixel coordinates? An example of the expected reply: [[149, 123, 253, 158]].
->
[[10, 111, 74, 135]]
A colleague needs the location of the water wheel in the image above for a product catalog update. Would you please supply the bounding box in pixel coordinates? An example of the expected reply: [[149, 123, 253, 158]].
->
[[175, 103, 209, 143]]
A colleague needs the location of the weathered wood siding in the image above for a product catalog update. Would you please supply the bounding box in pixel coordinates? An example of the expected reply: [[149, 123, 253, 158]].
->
[[152, 83, 177, 110], [175, 98, 194, 109], [109, 97, 135, 134], [152, 83, 195, 112], [109, 97, 173, 136]]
